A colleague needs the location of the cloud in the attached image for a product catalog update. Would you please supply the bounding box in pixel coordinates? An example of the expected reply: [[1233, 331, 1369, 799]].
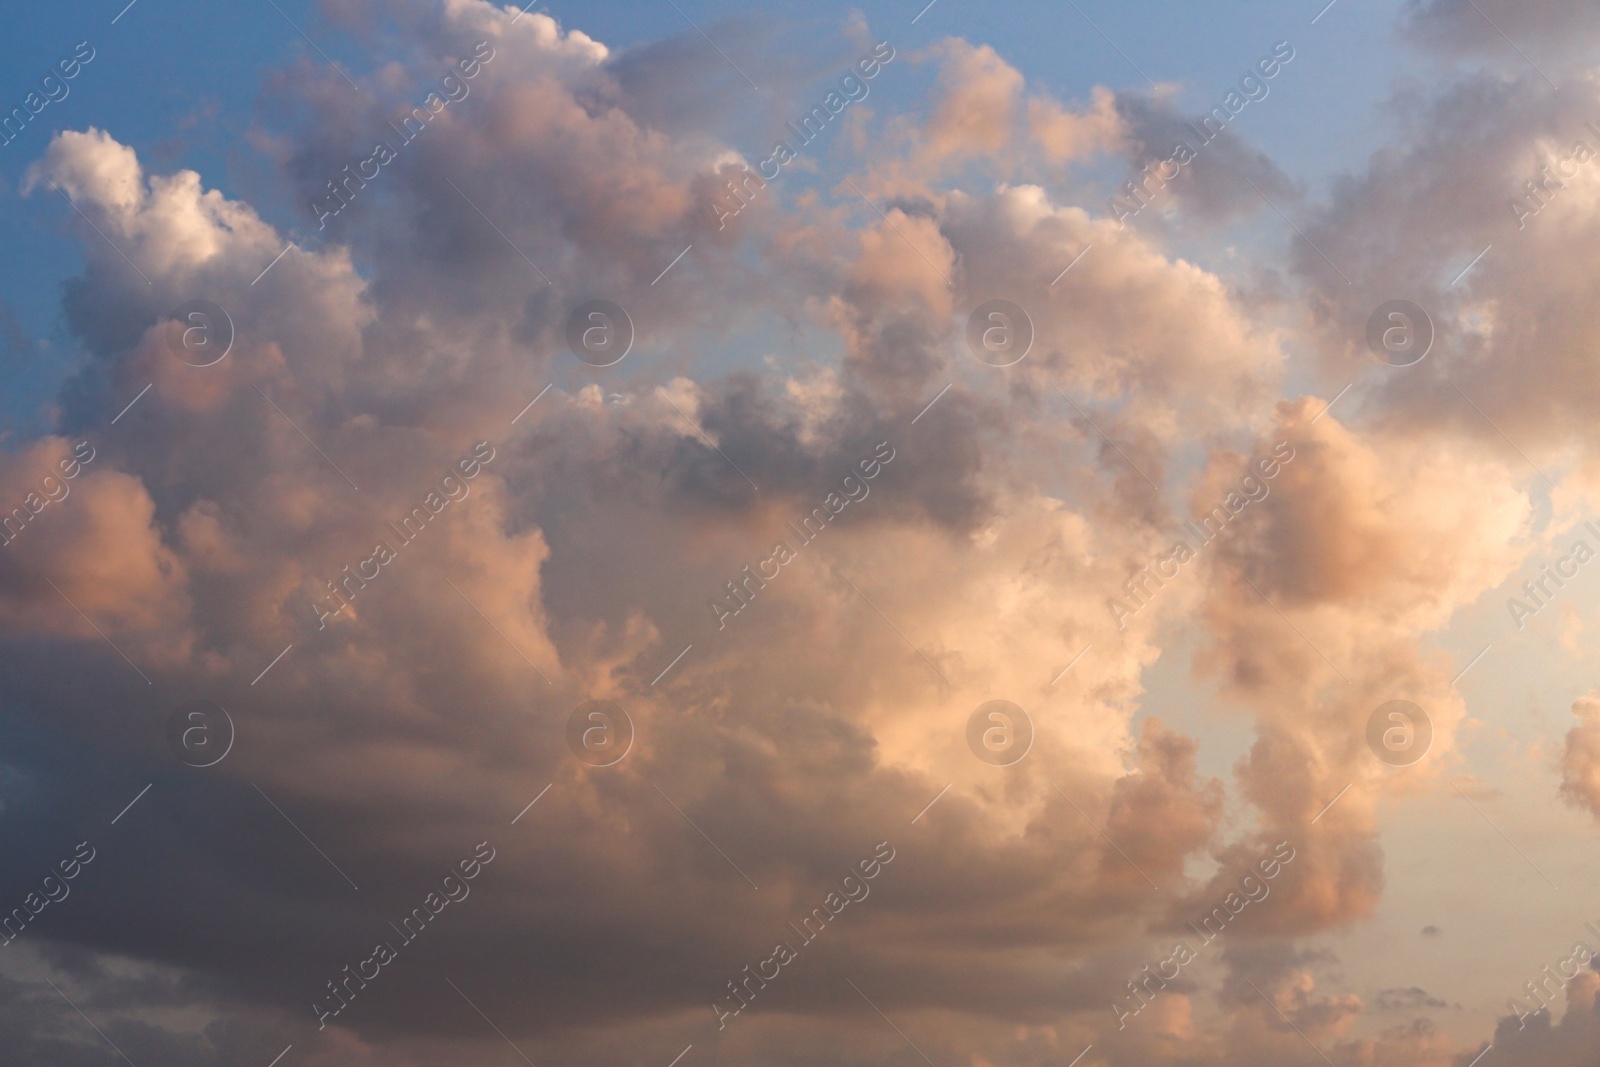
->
[[1290, 70, 1600, 470], [1487, 969, 1600, 1067], [917, 40, 1026, 166], [1028, 86, 1126, 163], [1559, 693, 1600, 819], [1109, 90, 1296, 226], [1376, 986, 1453, 1011], [1402, 0, 1600, 59], [0, 1, 1588, 1065]]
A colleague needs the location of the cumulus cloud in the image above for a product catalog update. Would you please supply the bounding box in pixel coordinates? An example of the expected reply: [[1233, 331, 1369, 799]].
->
[[0, 1, 1588, 1066], [917, 40, 1027, 165]]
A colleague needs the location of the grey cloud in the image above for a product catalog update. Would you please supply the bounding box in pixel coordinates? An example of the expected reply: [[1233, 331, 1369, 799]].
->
[[1111, 91, 1296, 228]]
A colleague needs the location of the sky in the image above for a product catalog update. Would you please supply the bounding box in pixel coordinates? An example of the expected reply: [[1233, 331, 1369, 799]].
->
[[3, 0, 1600, 1065]]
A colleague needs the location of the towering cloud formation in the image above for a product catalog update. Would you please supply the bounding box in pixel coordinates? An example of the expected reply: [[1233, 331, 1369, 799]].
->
[[0, 2, 1595, 1066]]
